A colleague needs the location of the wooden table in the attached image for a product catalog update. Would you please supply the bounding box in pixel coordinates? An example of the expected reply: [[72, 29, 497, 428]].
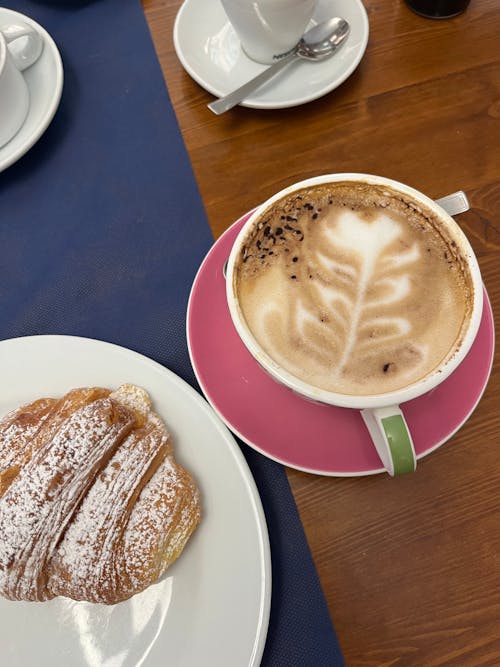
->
[[143, 1, 500, 664]]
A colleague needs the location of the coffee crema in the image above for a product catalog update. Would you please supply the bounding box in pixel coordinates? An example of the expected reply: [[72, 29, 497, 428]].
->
[[233, 182, 474, 396]]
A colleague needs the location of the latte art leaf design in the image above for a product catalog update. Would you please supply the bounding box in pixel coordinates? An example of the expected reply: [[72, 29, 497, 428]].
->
[[237, 183, 472, 395], [272, 210, 427, 382]]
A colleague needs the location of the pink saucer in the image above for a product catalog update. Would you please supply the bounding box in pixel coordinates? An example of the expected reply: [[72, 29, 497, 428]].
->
[[187, 212, 495, 475]]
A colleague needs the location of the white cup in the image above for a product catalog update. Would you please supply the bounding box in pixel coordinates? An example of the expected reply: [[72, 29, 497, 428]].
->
[[226, 174, 484, 475], [220, 0, 318, 64], [0, 22, 44, 148]]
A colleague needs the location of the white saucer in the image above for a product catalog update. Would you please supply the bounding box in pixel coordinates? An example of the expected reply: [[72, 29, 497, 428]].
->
[[173, 0, 369, 110], [0, 8, 63, 172]]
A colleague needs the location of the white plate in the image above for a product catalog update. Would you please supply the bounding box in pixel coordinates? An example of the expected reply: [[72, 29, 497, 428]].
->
[[173, 0, 369, 109], [0, 8, 63, 172], [0, 335, 271, 667]]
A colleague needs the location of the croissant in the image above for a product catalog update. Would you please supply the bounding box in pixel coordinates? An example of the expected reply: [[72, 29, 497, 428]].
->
[[0, 384, 201, 604]]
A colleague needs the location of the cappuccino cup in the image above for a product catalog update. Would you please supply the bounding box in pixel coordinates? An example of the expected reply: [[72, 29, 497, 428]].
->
[[226, 174, 483, 475], [220, 0, 318, 64], [0, 21, 44, 148]]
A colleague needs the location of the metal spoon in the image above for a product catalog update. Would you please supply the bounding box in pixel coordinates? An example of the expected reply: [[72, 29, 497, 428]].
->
[[207, 17, 350, 115]]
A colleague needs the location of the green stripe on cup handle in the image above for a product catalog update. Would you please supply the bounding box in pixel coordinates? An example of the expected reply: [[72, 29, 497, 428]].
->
[[361, 407, 416, 476]]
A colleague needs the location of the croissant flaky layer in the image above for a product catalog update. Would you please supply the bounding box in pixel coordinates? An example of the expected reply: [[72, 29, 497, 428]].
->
[[0, 384, 201, 604]]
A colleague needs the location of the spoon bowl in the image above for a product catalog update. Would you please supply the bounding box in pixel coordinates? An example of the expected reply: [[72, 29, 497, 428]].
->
[[296, 17, 350, 61]]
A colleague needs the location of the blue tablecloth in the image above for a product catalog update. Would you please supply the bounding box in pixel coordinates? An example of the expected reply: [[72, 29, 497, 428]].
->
[[0, 1, 344, 664]]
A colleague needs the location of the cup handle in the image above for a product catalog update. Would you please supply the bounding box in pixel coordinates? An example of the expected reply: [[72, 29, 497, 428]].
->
[[361, 406, 416, 476], [2, 22, 43, 72]]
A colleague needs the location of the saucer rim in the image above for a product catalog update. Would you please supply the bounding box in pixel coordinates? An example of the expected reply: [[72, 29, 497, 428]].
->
[[186, 213, 495, 476], [173, 0, 369, 110], [0, 7, 63, 173]]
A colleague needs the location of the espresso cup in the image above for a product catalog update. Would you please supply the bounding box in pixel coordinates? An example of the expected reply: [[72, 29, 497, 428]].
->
[[0, 22, 44, 148], [226, 174, 483, 475], [220, 0, 318, 64]]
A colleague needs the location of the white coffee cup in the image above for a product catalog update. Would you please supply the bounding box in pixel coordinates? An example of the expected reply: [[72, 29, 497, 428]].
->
[[226, 174, 484, 475], [220, 0, 318, 64], [0, 22, 44, 148]]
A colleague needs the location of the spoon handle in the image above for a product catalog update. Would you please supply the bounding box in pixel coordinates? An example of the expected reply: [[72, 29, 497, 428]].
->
[[435, 191, 470, 216], [207, 51, 297, 115]]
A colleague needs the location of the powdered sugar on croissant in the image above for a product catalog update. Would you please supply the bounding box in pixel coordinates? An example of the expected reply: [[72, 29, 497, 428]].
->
[[0, 384, 201, 604]]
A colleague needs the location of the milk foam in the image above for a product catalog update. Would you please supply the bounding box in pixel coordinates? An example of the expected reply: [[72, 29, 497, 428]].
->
[[234, 182, 473, 395]]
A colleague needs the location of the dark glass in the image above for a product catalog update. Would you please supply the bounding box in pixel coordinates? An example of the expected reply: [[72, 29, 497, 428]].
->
[[404, 0, 471, 18]]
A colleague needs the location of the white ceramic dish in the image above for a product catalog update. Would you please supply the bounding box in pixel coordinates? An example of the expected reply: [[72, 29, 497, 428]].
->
[[0, 8, 63, 172], [0, 335, 271, 667], [173, 0, 369, 109]]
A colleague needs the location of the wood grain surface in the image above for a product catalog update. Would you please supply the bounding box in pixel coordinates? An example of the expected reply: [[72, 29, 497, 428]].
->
[[143, 1, 500, 664]]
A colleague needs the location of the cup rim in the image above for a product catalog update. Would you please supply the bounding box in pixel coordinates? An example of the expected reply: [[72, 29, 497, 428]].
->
[[225, 172, 484, 409], [0, 31, 6, 74]]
